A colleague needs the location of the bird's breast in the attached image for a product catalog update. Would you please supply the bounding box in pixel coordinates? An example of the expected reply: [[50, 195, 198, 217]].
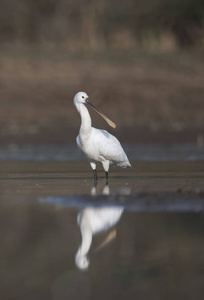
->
[[77, 132, 102, 162]]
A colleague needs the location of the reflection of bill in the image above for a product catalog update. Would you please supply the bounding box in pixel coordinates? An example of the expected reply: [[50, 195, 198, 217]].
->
[[75, 183, 126, 270]]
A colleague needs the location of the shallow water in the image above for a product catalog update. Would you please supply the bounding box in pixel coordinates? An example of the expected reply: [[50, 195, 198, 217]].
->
[[0, 160, 204, 300], [0, 143, 204, 161]]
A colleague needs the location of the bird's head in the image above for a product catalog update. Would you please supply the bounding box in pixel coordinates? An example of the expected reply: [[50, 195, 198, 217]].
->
[[73, 91, 89, 105], [75, 252, 90, 270], [73, 91, 116, 128]]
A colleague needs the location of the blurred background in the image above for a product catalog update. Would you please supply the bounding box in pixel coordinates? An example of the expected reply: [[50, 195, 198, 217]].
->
[[0, 0, 204, 145], [1, 2, 204, 299]]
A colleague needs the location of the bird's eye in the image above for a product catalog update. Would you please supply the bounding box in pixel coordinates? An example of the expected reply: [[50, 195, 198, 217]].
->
[[82, 96, 85, 99]]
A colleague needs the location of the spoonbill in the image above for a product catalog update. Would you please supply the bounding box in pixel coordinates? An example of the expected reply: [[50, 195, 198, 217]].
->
[[75, 206, 123, 270], [73, 91, 131, 182]]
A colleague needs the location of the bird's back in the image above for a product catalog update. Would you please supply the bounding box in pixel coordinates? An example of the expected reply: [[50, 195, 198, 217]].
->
[[91, 128, 131, 167]]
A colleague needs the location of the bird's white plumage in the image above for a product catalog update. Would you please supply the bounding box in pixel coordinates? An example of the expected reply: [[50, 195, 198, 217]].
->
[[77, 128, 130, 167], [75, 205, 123, 270], [74, 91, 131, 176]]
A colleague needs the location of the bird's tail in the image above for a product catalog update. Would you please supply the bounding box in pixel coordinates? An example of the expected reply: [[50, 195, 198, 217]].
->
[[119, 160, 132, 168]]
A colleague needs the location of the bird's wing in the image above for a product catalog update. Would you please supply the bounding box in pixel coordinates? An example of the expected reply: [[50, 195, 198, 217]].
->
[[92, 128, 129, 164]]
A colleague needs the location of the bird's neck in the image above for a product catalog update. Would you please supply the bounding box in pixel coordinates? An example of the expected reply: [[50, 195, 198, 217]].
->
[[77, 103, 92, 135], [77, 223, 92, 258]]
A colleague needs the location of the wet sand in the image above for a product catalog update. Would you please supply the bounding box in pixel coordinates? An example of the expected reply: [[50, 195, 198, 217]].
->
[[1, 160, 204, 204]]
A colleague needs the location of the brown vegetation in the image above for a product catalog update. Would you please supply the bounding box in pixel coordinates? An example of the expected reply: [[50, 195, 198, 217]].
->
[[1, 0, 204, 50], [0, 0, 204, 143], [0, 47, 204, 143]]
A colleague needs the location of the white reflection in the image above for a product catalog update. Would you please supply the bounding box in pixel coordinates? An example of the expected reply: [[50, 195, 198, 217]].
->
[[75, 183, 124, 270], [90, 182, 110, 196]]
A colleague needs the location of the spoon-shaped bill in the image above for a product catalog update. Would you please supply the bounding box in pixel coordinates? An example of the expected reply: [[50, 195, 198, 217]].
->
[[86, 98, 116, 128], [93, 229, 117, 253]]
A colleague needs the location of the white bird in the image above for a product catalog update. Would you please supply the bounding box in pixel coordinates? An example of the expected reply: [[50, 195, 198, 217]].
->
[[75, 204, 123, 270], [73, 91, 131, 182]]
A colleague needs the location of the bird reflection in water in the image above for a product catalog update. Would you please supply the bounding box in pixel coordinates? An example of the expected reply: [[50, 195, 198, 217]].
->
[[75, 183, 126, 270]]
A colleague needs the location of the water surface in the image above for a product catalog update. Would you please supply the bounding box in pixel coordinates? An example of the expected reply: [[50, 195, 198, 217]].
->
[[0, 159, 204, 300]]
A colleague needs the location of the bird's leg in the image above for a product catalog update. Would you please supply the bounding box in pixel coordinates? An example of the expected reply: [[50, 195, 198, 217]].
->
[[102, 161, 110, 184], [90, 162, 98, 182], [105, 171, 109, 184], [105, 172, 109, 184], [93, 169, 98, 182]]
